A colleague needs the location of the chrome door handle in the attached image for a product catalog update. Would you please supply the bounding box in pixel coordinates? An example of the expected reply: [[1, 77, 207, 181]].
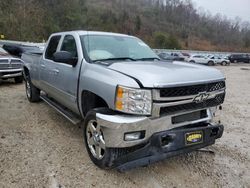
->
[[53, 69, 59, 74], [41, 64, 45, 68]]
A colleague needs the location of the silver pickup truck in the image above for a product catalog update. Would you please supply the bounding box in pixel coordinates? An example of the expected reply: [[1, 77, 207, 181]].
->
[[22, 31, 225, 171], [0, 47, 23, 83]]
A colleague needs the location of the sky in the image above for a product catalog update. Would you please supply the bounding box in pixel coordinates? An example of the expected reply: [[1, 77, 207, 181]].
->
[[192, 0, 250, 22]]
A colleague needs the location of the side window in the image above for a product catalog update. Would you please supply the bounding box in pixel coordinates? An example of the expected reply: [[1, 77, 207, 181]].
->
[[45, 35, 61, 60], [61, 35, 78, 58]]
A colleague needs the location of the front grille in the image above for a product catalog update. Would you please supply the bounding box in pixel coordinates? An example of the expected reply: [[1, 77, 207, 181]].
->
[[0, 64, 10, 69], [0, 59, 22, 70], [160, 81, 225, 97], [10, 64, 22, 69], [160, 93, 225, 116]]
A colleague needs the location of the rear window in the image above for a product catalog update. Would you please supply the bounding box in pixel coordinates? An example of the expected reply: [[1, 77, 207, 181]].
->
[[45, 35, 61, 60]]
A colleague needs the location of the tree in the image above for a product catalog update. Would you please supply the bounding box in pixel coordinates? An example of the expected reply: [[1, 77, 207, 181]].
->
[[135, 15, 141, 32], [153, 32, 168, 48], [166, 34, 181, 49]]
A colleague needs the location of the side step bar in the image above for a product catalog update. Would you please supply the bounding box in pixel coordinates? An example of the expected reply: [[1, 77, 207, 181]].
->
[[40, 94, 82, 125]]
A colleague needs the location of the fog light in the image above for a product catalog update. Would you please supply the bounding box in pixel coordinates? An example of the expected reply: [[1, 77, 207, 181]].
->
[[124, 131, 145, 141]]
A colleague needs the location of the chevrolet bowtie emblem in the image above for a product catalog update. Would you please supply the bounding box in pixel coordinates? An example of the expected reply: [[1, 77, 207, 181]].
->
[[193, 92, 209, 103]]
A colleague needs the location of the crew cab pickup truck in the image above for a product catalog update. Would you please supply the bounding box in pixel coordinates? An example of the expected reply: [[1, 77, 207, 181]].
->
[[22, 31, 225, 171]]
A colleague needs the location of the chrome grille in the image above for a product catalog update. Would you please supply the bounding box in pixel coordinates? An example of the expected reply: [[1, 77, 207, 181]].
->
[[0, 59, 22, 70], [159, 81, 225, 98], [159, 93, 225, 116]]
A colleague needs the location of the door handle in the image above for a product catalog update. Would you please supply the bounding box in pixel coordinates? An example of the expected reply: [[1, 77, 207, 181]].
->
[[53, 69, 59, 74], [41, 64, 45, 68]]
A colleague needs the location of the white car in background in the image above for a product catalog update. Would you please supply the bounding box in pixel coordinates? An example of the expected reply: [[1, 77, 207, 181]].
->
[[188, 54, 215, 66], [210, 56, 230, 66]]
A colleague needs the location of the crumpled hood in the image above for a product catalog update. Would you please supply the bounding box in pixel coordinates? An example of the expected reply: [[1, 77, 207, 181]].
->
[[108, 61, 225, 88]]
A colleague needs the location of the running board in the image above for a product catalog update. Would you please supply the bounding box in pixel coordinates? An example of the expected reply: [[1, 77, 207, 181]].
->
[[40, 94, 82, 125]]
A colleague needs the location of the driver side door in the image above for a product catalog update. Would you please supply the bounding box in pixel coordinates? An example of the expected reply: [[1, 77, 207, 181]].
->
[[49, 34, 81, 114]]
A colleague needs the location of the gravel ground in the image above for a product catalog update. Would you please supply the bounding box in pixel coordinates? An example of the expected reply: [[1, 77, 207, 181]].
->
[[0, 64, 250, 188]]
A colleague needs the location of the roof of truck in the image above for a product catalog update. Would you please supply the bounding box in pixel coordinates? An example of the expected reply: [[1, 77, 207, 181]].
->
[[51, 30, 134, 38]]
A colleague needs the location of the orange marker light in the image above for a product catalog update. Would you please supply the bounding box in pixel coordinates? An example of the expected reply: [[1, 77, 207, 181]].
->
[[117, 87, 124, 98], [116, 100, 123, 110]]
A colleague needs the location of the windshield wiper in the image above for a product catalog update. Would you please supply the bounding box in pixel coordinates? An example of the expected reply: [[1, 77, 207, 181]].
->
[[93, 57, 136, 62], [135, 57, 161, 61]]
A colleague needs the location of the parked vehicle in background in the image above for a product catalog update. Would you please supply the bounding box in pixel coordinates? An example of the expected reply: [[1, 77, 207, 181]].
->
[[188, 54, 215, 66], [158, 52, 185, 61], [181, 52, 190, 61], [0, 47, 23, 83], [210, 56, 230, 66], [22, 31, 225, 171], [228, 54, 250, 63]]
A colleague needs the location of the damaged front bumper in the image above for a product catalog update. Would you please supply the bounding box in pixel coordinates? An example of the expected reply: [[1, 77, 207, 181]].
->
[[95, 109, 223, 171], [113, 123, 224, 171], [96, 108, 214, 148]]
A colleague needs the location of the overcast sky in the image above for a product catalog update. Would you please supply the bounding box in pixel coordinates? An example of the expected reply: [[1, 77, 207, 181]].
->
[[192, 0, 250, 22]]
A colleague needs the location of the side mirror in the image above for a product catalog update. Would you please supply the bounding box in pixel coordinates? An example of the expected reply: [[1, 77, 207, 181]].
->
[[53, 51, 77, 66]]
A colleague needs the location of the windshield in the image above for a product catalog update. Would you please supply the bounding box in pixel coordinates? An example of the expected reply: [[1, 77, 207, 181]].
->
[[80, 35, 158, 62]]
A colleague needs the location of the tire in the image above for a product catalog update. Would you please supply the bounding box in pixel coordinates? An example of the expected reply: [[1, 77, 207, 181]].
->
[[25, 75, 40, 102], [83, 110, 120, 169], [208, 61, 214, 66], [189, 60, 195, 63], [14, 76, 23, 83], [221, 61, 227, 66]]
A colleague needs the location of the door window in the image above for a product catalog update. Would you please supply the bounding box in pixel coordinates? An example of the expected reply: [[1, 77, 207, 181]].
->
[[61, 35, 78, 58], [45, 35, 61, 60]]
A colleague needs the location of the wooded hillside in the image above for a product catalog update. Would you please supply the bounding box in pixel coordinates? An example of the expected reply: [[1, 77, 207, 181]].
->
[[1, 0, 250, 52]]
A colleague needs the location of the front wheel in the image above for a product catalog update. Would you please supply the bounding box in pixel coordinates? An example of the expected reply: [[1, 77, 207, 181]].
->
[[83, 110, 120, 169], [25, 75, 40, 102]]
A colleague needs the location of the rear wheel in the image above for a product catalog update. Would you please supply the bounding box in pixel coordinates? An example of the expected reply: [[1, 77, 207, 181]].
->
[[189, 60, 195, 63], [208, 61, 215, 66], [83, 110, 120, 169], [25, 75, 40, 102], [221, 61, 227, 66]]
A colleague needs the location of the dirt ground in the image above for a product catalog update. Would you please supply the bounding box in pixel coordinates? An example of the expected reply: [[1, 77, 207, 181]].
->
[[0, 64, 250, 188]]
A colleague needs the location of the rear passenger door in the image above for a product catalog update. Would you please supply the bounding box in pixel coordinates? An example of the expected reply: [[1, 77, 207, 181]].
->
[[48, 34, 81, 114]]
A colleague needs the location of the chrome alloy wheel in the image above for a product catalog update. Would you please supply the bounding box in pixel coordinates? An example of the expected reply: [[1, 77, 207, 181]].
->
[[86, 120, 106, 160]]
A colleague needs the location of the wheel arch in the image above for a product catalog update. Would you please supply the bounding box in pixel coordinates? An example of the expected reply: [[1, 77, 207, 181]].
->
[[80, 90, 109, 116], [23, 66, 30, 79]]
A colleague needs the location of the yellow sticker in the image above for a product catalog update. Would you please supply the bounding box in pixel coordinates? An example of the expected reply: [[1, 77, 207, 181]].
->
[[185, 131, 203, 145]]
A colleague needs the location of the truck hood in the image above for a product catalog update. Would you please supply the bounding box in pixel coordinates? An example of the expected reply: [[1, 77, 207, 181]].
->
[[108, 61, 225, 88]]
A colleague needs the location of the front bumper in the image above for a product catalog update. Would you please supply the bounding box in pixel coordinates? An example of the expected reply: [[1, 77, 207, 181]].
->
[[114, 123, 224, 171], [0, 69, 23, 79], [96, 108, 214, 148]]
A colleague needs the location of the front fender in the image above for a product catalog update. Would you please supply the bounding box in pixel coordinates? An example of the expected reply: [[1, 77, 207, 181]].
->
[[78, 63, 140, 116]]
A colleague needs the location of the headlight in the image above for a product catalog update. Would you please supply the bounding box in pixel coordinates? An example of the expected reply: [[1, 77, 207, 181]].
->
[[115, 85, 152, 115]]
